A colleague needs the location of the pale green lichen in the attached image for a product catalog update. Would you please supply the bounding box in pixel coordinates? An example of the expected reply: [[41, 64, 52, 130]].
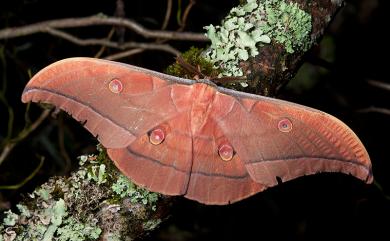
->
[[105, 233, 122, 241], [0, 158, 104, 241], [16, 204, 31, 218], [34, 186, 52, 201], [56, 217, 102, 241], [87, 164, 107, 184], [50, 199, 67, 226], [143, 219, 162, 231], [262, 0, 312, 54], [205, 0, 312, 77], [1, 146, 162, 240], [2, 210, 18, 226], [41, 199, 68, 241], [112, 174, 160, 211]]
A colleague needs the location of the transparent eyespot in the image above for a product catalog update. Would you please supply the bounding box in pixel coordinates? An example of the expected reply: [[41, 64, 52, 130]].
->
[[278, 118, 292, 132], [149, 128, 165, 145], [109, 78, 123, 93], [218, 144, 234, 161]]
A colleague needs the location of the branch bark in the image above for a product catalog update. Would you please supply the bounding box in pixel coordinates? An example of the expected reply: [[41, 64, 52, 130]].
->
[[241, 0, 345, 96], [0, 15, 208, 41], [46, 28, 181, 56]]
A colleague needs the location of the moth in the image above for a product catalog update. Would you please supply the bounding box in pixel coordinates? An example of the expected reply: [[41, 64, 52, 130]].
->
[[22, 58, 373, 205]]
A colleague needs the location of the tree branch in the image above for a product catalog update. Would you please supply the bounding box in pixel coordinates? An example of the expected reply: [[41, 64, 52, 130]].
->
[[45, 28, 180, 56], [162, 0, 173, 30], [104, 48, 144, 60], [0, 15, 208, 41], [367, 79, 390, 92], [0, 109, 51, 166], [358, 107, 390, 116], [239, 0, 345, 96]]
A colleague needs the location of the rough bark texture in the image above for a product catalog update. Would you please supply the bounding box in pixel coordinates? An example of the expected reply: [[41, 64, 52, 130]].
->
[[0, 148, 174, 241], [242, 0, 344, 96]]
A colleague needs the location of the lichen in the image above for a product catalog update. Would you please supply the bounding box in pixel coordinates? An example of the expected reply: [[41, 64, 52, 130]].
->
[[261, 0, 312, 54], [2, 210, 18, 226], [105, 233, 122, 241], [16, 204, 31, 218], [1, 145, 163, 240], [143, 219, 162, 231], [112, 174, 160, 211], [87, 164, 107, 184], [56, 217, 102, 241], [34, 185, 52, 201], [204, 0, 312, 77]]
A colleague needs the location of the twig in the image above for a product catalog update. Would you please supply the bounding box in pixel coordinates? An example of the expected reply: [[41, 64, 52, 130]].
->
[[45, 28, 180, 56], [0, 15, 208, 41], [178, 0, 196, 31], [58, 115, 72, 174], [94, 28, 115, 58], [357, 107, 390, 116], [0, 157, 44, 190], [46, 28, 121, 48], [367, 79, 390, 92], [121, 42, 180, 55], [104, 48, 144, 60], [114, 0, 126, 43], [0, 109, 51, 166], [162, 0, 173, 30]]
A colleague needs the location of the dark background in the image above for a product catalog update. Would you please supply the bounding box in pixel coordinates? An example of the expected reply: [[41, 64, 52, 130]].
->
[[1, 0, 389, 240]]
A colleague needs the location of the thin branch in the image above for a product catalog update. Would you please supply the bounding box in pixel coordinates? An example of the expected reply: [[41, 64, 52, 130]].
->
[[104, 48, 144, 60], [0, 157, 44, 190], [162, 0, 173, 30], [0, 109, 50, 166], [94, 28, 115, 58], [58, 115, 72, 174], [0, 15, 208, 41], [367, 79, 390, 92], [46, 28, 180, 56], [46, 28, 121, 48], [178, 0, 196, 31], [357, 107, 390, 116], [0, 144, 14, 167], [114, 0, 126, 43], [121, 42, 180, 55]]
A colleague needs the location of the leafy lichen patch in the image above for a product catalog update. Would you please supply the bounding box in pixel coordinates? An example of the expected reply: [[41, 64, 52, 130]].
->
[[204, 0, 312, 77], [1, 146, 162, 240], [111, 174, 159, 211]]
